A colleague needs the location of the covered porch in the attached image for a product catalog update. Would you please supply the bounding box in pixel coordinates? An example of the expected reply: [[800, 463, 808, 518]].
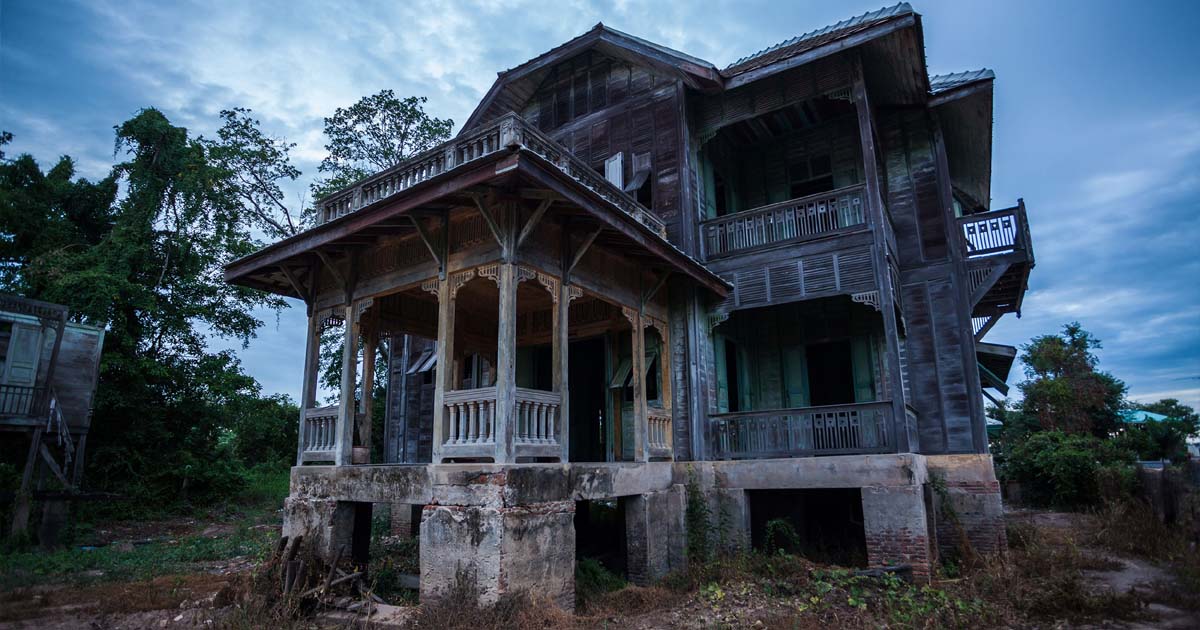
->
[[223, 113, 727, 467]]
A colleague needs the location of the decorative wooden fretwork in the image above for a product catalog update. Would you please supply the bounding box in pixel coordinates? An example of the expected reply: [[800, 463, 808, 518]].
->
[[621, 306, 639, 326], [645, 316, 668, 339], [534, 271, 560, 302], [353, 297, 375, 323], [851, 290, 881, 312], [707, 310, 730, 333], [476, 263, 500, 286], [515, 265, 537, 284], [319, 311, 345, 332], [420, 277, 439, 297], [826, 87, 854, 102], [450, 268, 478, 297]]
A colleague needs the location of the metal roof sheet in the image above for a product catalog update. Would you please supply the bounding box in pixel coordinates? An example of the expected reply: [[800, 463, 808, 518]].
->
[[722, 3, 914, 76], [930, 69, 995, 94]]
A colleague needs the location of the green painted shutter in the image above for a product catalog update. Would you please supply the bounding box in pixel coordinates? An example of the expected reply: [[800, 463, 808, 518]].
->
[[782, 345, 810, 408], [851, 334, 876, 403], [701, 152, 717, 219], [3, 323, 41, 387], [737, 344, 753, 412], [714, 334, 730, 413]]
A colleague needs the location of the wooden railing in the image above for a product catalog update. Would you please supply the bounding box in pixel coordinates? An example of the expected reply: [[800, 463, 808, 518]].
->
[[301, 405, 338, 462], [710, 401, 893, 459], [647, 405, 672, 457], [317, 113, 666, 237], [443, 387, 498, 446], [514, 388, 561, 445], [700, 184, 866, 258], [0, 384, 46, 418], [958, 203, 1031, 258]]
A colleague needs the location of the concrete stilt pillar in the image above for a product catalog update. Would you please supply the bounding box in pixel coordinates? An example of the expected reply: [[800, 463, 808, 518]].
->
[[861, 485, 934, 582], [925, 454, 1007, 557], [623, 487, 686, 585]]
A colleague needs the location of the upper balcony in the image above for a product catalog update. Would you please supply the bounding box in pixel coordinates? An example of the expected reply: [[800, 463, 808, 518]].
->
[[699, 184, 867, 259], [316, 112, 666, 238], [958, 200, 1035, 322]]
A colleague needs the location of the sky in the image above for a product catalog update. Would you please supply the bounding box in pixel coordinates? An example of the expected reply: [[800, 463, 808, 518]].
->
[[2, 0, 1198, 411]]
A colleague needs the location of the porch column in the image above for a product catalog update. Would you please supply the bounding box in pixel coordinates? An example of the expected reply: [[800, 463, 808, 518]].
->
[[494, 263, 518, 463], [432, 278, 456, 463], [295, 309, 321, 465], [554, 279, 570, 462], [335, 303, 359, 466], [659, 323, 673, 456], [629, 308, 648, 462], [853, 61, 909, 452], [358, 316, 377, 462]]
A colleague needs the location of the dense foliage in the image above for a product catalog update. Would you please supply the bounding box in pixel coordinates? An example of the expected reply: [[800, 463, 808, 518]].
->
[[1002, 431, 1135, 508]]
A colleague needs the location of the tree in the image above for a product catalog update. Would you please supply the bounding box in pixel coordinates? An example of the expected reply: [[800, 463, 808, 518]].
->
[[207, 108, 304, 238], [1114, 399, 1199, 462], [1016, 322, 1126, 437], [313, 91, 453, 199]]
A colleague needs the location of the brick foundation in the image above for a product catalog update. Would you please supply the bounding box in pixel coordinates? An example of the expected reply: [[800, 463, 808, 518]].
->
[[861, 485, 933, 582], [925, 455, 1007, 558]]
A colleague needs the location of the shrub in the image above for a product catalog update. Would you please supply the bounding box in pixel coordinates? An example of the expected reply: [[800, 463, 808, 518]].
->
[[1000, 431, 1135, 508]]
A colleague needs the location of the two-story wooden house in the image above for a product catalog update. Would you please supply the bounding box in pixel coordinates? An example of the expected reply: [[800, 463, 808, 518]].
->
[[225, 3, 1033, 605]]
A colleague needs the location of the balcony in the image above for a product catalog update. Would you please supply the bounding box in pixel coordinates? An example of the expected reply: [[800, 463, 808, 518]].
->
[[700, 185, 867, 259], [958, 200, 1035, 325], [316, 112, 666, 238], [710, 401, 897, 459]]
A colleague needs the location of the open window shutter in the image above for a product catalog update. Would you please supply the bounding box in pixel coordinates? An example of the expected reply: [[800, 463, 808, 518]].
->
[[782, 345, 810, 408], [604, 153, 623, 188], [851, 334, 876, 403], [3, 323, 42, 387], [701, 155, 717, 219], [713, 334, 730, 413]]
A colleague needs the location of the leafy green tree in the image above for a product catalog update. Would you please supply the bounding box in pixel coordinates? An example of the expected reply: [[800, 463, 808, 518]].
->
[[312, 91, 453, 199], [207, 108, 304, 238], [1113, 399, 1199, 462], [1016, 322, 1126, 438], [1001, 431, 1135, 508]]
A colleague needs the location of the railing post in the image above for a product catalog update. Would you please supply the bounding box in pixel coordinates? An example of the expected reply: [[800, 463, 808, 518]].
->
[[554, 277, 571, 462]]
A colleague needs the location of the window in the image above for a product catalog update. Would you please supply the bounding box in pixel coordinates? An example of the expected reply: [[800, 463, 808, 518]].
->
[[604, 153, 623, 188], [788, 153, 834, 199]]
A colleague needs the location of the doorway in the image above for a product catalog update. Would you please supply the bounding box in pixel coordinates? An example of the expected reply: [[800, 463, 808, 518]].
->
[[569, 336, 608, 462], [805, 340, 854, 406]]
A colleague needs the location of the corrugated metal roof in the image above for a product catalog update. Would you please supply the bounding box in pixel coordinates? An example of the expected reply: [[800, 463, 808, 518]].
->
[[930, 69, 995, 94], [722, 3, 914, 76]]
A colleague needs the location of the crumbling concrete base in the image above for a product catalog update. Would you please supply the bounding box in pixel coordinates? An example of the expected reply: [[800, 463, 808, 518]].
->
[[282, 496, 357, 560], [925, 454, 1007, 558], [420, 501, 575, 608], [861, 485, 933, 582], [623, 486, 686, 584]]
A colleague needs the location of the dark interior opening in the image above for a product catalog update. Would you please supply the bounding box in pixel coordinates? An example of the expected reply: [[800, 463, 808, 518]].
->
[[724, 338, 741, 412], [636, 177, 652, 208], [748, 488, 867, 567], [569, 336, 607, 462], [805, 340, 854, 406], [350, 502, 374, 569], [574, 499, 626, 577]]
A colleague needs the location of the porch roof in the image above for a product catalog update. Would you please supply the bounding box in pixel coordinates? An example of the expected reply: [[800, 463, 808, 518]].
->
[[223, 119, 730, 299]]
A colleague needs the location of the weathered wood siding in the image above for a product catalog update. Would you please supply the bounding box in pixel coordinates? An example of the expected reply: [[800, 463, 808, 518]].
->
[[878, 108, 980, 454], [520, 52, 688, 245]]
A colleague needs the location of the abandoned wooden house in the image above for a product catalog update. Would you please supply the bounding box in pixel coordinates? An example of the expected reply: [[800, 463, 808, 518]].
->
[[225, 3, 1034, 605], [0, 294, 105, 545]]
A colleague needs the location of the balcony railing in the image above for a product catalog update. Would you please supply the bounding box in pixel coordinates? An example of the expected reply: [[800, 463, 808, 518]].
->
[[710, 401, 893, 459], [443, 387, 498, 447], [300, 405, 338, 462], [0, 384, 47, 418], [514, 387, 561, 446], [317, 113, 666, 237], [648, 405, 673, 459], [958, 203, 1032, 259], [700, 184, 866, 258]]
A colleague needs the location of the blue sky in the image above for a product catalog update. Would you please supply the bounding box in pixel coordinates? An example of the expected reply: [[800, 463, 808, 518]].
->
[[2, 0, 1198, 410]]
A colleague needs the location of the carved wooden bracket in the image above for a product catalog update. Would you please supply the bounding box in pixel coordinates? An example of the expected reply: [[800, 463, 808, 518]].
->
[[621, 306, 639, 326], [420, 277, 439, 297], [450, 268, 478, 297], [707, 310, 730, 333], [851, 290, 881, 312]]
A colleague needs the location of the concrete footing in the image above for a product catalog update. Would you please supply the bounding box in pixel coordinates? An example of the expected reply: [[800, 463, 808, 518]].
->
[[925, 455, 1007, 558], [280, 453, 1005, 607]]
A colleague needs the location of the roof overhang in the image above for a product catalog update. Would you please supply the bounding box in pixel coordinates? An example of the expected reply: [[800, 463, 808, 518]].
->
[[224, 147, 730, 299], [977, 341, 1016, 394], [930, 71, 995, 211]]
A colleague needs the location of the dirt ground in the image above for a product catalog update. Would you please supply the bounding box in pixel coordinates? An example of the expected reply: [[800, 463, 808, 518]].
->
[[1, 508, 1196, 629]]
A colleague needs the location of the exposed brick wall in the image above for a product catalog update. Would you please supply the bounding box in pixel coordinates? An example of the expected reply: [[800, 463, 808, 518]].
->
[[861, 486, 933, 582], [926, 455, 1007, 558]]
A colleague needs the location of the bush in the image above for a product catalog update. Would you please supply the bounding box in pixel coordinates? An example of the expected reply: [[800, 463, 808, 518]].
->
[[1000, 431, 1135, 508]]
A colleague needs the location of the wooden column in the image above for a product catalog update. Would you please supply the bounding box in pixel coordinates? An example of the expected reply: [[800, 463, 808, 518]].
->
[[431, 278, 456, 463], [359, 316, 377, 461], [494, 262, 517, 463], [629, 309, 648, 462], [554, 278, 570, 462], [10, 427, 43, 536], [659, 323, 673, 457], [853, 57, 910, 453], [295, 310, 321, 465], [335, 303, 358, 466]]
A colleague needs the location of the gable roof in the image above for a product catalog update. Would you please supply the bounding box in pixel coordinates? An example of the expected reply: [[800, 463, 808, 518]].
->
[[722, 3, 914, 76], [460, 24, 722, 133]]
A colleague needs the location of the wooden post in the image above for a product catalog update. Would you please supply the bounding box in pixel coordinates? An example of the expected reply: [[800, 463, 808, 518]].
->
[[494, 262, 517, 463], [431, 278, 455, 463], [659, 324, 673, 457], [359, 315, 377, 461], [554, 278, 570, 462], [10, 427, 43, 537], [296, 310, 320, 465], [630, 309, 648, 462], [335, 303, 358, 466], [853, 57, 910, 453]]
